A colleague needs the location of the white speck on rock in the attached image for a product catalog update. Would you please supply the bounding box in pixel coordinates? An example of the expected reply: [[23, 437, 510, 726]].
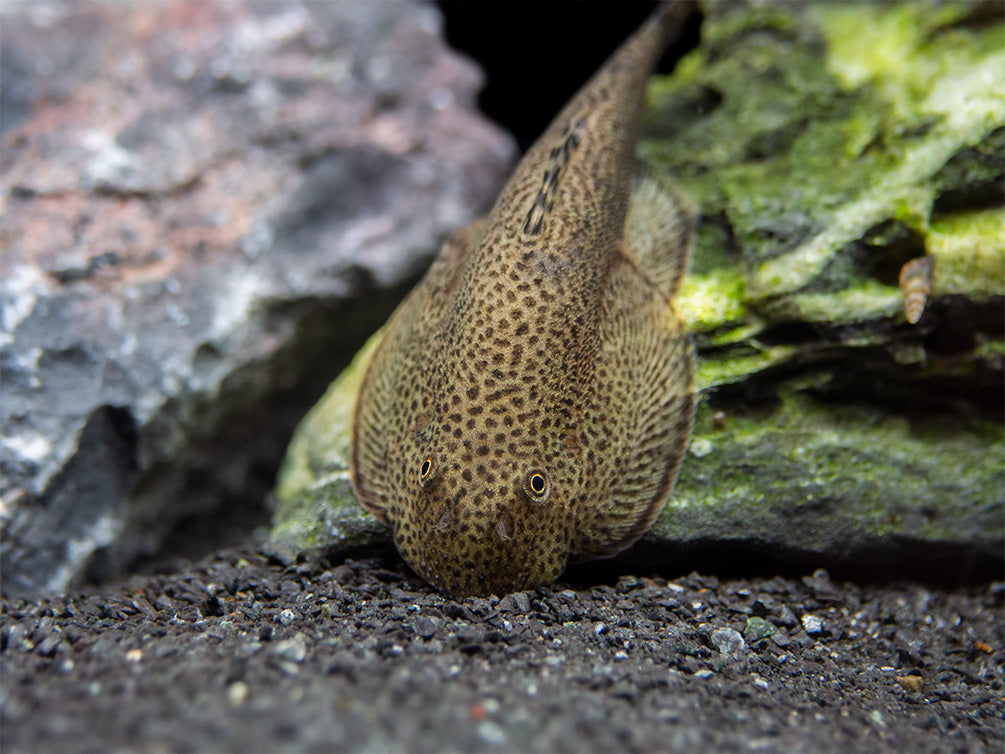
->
[[1, 430, 52, 465], [228, 681, 249, 706], [81, 130, 142, 190], [45, 513, 124, 594], [689, 437, 713, 457], [210, 270, 264, 341], [1, 264, 48, 338]]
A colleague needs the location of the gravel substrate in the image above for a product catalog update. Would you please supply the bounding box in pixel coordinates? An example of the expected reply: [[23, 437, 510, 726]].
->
[[2, 551, 1002, 752]]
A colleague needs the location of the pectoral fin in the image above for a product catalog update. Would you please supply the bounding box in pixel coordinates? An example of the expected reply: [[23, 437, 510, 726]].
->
[[571, 248, 696, 560], [623, 172, 697, 299]]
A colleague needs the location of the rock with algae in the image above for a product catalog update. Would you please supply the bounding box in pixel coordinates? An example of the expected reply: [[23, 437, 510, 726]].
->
[[269, 0, 1003, 583]]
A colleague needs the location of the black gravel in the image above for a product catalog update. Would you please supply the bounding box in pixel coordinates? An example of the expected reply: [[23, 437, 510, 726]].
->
[[2, 551, 1002, 752]]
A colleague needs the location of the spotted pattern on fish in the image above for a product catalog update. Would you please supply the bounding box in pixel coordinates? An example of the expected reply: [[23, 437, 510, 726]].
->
[[350, 2, 698, 597]]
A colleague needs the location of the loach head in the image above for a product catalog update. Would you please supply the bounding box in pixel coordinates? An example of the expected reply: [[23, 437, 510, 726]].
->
[[384, 387, 586, 597]]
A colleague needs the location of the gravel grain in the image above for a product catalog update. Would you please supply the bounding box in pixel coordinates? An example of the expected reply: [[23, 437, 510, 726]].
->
[[2, 552, 1002, 752]]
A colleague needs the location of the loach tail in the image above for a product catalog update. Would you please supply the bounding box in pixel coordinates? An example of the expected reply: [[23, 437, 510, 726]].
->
[[621, 1, 697, 81]]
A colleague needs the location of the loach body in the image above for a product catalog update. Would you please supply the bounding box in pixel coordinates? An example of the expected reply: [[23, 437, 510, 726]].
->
[[350, 2, 698, 597]]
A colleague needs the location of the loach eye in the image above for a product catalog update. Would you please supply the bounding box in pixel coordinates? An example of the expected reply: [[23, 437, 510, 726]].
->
[[522, 469, 549, 503], [419, 454, 439, 487]]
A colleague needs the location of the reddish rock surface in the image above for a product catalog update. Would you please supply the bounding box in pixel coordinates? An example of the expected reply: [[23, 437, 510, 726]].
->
[[0, 0, 514, 596]]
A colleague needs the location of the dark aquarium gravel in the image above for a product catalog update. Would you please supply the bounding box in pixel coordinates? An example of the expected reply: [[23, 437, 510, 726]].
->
[[2, 550, 1002, 752]]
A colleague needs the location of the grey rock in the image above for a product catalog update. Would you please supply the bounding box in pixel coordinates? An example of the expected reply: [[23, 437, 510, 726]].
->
[[0, 0, 515, 596], [710, 627, 746, 656], [801, 614, 825, 636], [742, 617, 776, 645], [271, 634, 308, 664]]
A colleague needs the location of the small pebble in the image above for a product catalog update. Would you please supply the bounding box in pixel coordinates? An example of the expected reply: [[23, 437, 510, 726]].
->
[[228, 681, 249, 706], [277, 609, 297, 626], [414, 616, 440, 639], [711, 627, 746, 655], [511, 592, 532, 613], [272, 634, 308, 663], [694, 669, 714, 679], [896, 675, 924, 694], [801, 614, 824, 635], [482, 698, 501, 715], [477, 720, 507, 746], [777, 606, 799, 628], [743, 617, 777, 645]]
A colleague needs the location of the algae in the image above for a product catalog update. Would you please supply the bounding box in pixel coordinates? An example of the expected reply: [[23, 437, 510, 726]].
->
[[658, 392, 1003, 554], [927, 208, 1005, 298], [270, 331, 387, 560], [269, 0, 1003, 576]]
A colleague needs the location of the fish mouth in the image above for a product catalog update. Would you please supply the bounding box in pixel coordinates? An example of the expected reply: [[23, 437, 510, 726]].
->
[[408, 542, 570, 603], [399, 535, 567, 598], [391, 494, 570, 596], [416, 561, 547, 599]]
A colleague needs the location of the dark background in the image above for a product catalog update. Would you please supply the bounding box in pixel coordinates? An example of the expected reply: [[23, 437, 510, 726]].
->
[[438, 1, 701, 150]]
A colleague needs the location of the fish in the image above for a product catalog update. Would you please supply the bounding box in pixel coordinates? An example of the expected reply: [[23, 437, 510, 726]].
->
[[899, 255, 934, 325], [350, 2, 698, 597]]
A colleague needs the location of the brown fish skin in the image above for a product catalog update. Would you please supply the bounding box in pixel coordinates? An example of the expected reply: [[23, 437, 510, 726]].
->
[[350, 2, 698, 597]]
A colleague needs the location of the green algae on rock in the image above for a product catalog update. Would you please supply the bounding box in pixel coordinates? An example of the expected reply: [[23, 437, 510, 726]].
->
[[269, 333, 390, 563], [268, 0, 1003, 581], [645, 391, 1003, 576]]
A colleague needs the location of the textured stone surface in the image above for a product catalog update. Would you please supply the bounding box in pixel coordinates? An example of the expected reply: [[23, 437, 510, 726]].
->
[[0, 0, 515, 596], [269, 0, 1003, 585], [3, 553, 1003, 753]]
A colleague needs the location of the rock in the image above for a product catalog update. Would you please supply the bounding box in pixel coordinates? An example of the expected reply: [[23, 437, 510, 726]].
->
[[268, 0, 1003, 584], [801, 614, 825, 637], [742, 617, 777, 646], [635, 0, 1003, 582], [271, 634, 308, 664], [710, 627, 746, 656], [0, 0, 515, 597]]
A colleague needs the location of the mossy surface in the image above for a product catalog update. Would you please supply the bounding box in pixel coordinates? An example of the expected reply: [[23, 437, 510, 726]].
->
[[649, 0, 1003, 339], [270, 332, 388, 560], [659, 393, 1003, 553], [928, 208, 1005, 298], [268, 0, 1003, 576]]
